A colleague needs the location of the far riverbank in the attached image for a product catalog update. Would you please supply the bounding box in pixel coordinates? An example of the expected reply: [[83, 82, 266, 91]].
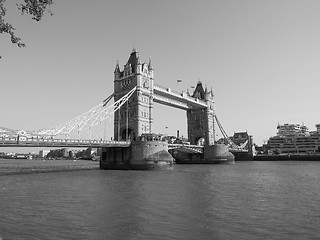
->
[[254, 154, 320, 161], [0, 158, 99, 175]]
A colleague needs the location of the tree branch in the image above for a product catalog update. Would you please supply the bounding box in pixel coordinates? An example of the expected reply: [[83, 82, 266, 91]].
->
[[0, 0, 53, 58]]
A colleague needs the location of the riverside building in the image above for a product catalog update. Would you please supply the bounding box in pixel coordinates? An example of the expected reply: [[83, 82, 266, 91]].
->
[[268, 123, 320, 154]]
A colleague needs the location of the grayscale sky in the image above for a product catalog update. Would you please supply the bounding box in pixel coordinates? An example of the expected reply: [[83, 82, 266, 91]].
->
[[1, 0, 320, 147]]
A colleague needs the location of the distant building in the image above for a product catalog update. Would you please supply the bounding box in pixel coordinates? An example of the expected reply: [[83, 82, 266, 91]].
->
[[0, 152, 14, 158], [39, 150, 50, 158], [268, 123, 320, 154], [47, 148, 70, 159], [276, 123, 309, 137], [75, 147, 93, 159]]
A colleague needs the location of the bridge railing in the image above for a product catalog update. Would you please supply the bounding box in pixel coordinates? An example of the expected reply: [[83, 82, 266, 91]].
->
[[168, 143, 203, 148], [0, 136, 130, 146], [168, 143, 204, 153]]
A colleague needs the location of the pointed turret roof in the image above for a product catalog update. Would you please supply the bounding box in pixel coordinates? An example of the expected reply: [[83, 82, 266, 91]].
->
[[148, 56, 153, 70], [114, 61, 120, 73], [126, 48, 140, 73], [192, 81, 206, 100]]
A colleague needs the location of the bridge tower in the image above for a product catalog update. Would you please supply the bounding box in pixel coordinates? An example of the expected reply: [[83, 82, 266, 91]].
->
[[187, 82, 215, 145], [113, 48, 154, 141]]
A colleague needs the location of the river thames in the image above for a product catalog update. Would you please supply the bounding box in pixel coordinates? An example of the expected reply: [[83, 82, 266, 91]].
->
[[0, 161, 320, 240]]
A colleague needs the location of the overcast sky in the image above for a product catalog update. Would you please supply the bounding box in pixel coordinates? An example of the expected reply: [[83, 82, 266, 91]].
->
[[1, 0, 320, 147]]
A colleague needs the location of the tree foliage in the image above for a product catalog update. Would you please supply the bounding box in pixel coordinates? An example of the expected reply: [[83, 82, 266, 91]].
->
[[0, 0, 53, 50]]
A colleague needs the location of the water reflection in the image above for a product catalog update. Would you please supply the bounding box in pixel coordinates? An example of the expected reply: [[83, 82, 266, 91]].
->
[[1, 162, 320, 240]]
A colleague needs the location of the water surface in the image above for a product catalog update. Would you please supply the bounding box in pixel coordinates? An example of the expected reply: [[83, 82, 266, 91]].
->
[[1, 161, 320, 240]]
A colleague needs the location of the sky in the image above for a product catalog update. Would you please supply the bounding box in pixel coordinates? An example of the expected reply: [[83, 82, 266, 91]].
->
[[1, 0, 320, 149]]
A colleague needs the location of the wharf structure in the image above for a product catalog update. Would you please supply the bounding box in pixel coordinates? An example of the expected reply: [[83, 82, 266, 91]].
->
[[267, 123, 320, 154]]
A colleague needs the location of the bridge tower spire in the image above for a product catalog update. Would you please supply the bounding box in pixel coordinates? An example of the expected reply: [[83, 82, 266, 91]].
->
[[113, 49, 154, 141]]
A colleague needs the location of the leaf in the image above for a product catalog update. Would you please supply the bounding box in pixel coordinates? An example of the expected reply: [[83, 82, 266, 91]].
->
[[0, 0, 53, 57]]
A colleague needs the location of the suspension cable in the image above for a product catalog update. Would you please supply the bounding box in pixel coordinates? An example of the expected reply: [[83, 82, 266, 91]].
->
[[214, 114, 237, 148], [33, 87, 137, 137]]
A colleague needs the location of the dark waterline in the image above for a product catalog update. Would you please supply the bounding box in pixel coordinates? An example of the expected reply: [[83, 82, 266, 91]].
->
[[1, 161, 320, 240]]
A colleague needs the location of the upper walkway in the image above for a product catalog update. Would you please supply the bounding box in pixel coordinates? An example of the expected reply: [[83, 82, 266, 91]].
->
[[153, 84, 207, 110]]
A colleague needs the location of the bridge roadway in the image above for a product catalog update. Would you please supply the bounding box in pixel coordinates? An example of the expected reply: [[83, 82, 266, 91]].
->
[[0, 136, 204, 152], [0, 136, 248, 156], [0, 136, 203, 150], [0, 137, 130, 148]]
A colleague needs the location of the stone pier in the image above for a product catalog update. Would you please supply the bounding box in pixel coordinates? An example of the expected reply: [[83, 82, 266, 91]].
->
[[100, 140, 173, 170]]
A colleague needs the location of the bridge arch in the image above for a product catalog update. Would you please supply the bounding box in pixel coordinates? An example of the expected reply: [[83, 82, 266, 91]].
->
[[194, 136, 205, 146], [120, 127, 136, 141]]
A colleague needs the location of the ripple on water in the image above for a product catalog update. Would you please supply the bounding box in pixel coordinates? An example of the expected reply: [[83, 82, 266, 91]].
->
[[1, 162, 320, 240]]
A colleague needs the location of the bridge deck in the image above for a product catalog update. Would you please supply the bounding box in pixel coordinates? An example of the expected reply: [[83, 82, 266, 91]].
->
[[0, 137, 130, 148]]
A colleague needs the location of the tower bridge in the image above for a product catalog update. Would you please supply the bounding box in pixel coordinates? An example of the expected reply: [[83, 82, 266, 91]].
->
[[113, 49, 215, 146], [0, 49, 253, 168]]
